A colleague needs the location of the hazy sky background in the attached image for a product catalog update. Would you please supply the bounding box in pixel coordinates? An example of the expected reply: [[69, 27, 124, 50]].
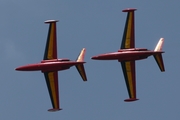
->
[[0, 0, 179, 119]]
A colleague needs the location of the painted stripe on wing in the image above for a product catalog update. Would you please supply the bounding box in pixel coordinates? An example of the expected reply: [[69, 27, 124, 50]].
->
[[125, 61, 134, 98], [47, 23, 57, 59], [44, 22, 57, 60], [48, 72, 59, 108], [121, 11, 135, 49]]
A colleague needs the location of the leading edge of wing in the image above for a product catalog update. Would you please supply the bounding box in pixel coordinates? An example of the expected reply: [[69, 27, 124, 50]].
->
[[44, 20, 59, 60], [44, 71, 62, 111], [121, 61, 138, 102], [121, 8, 136, 49]]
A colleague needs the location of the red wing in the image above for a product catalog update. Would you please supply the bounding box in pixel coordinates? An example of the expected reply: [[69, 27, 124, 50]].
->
[[44, 20, 58, 60], [121, 9, 136, 49], [44, 71, 61, 111], [121, 61, 138, 101]]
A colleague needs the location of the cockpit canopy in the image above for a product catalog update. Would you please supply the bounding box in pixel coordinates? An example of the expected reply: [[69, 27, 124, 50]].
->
[[58, 58, 70, 61], [118, 48, 148, 52], [41, 58, 70, 63]]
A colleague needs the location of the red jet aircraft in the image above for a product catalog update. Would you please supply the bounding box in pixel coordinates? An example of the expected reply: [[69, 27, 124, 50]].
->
[[16, 20, 87, 111], [91, 8, 165, 102]]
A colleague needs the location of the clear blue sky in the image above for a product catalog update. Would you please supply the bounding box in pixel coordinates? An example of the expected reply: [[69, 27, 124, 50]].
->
[[0, 0, 179, 120]]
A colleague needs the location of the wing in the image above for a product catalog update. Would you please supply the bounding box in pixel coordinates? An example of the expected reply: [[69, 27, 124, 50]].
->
[[121, 9, 136, 49], [44, 71, 62, 111], [44, 20, 59, 60], [121, 61, 138, 101]]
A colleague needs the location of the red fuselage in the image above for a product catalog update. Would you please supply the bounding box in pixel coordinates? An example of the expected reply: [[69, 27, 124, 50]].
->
[[91, 48, 164, 61], [16, 59, 85, 72]]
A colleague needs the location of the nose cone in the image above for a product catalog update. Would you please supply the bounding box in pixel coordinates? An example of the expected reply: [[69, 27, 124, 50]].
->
[[15, 66, 25, 71], [91, 56, 99, 60], [15, 64, 39, 71]]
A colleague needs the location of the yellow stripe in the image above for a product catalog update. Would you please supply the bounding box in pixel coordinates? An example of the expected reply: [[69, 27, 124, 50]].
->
[[125, 12, 132, 48], [125, 61, 134, 98], [47, 23, 55, 59], [48, 72, 58, 108]]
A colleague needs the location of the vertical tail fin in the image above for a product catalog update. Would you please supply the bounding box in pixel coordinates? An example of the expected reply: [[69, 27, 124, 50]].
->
[[153, 38, 165, 72], [76, 48, 86, 62], [76, 48, 87, 81], [154, 38, 164, 51]]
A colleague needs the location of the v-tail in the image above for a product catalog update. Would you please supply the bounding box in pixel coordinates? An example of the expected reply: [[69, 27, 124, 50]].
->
[[153, 38, 165, 72], [75, 48, 87, 81]]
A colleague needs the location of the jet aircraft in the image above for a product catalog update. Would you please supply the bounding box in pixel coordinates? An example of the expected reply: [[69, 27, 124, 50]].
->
[[91, 8, 165, 102], [16, 20, 87, 111]]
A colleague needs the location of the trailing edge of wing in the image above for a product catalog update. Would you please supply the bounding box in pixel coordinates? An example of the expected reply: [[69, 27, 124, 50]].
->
[[44, 20, 58, 60], [121, 61, 138, 101], [44, 71, 61, 111], [121, 9, 136, 49]]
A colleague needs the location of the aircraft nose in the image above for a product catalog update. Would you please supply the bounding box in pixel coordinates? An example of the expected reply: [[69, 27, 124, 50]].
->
[[91, 56, 98, 59], [15, 66, 23, 71], [15, 66, 30, 71]]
